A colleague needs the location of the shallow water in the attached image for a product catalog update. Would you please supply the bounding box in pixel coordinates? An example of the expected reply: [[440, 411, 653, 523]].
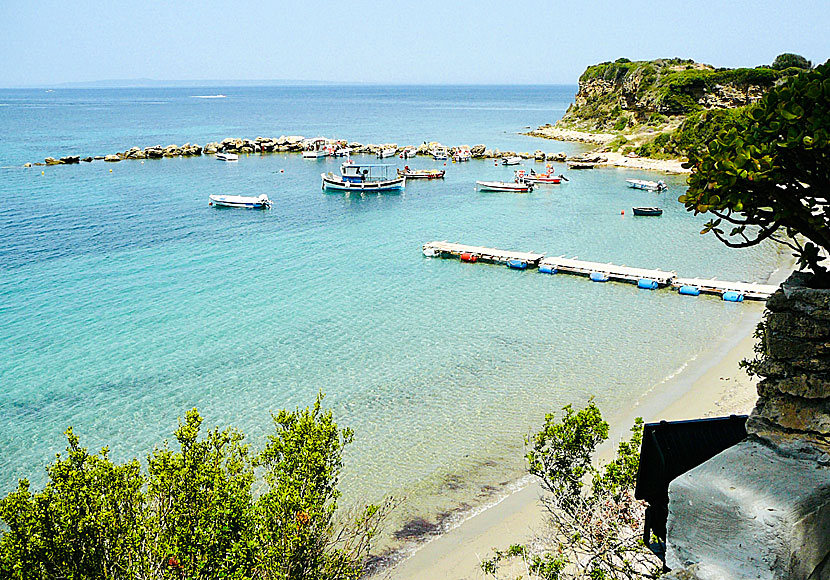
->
[[0, 85, 781, 550]]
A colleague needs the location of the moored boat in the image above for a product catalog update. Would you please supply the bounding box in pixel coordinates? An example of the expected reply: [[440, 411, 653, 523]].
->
[[626, 179, 668, 191], [377, 147, 397, 159], [453, 147, 471, 162], [501, 156, 522, 166], [215, 152, 238, 162], [401, 146, 418, 159], [322, 162, 405, 192], [515, 169, 562, 184], [476, 180, 534, 193], [431, 146, 449, 160], [397, 167, 445, 179], [209, 194, 271, 209], [567, 160, 596, 169], [632, 206, 663, 216], [302, 137, 332, 159]]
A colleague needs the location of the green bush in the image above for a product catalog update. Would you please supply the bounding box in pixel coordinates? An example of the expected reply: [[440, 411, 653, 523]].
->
[[0, 394, 392, 580]]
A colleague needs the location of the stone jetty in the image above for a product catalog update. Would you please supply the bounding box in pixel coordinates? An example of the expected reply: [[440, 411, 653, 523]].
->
[[29, 136, 568, 166]]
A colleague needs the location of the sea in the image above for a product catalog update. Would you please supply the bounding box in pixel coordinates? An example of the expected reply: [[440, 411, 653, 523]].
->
[[0, 85, 782, 555]]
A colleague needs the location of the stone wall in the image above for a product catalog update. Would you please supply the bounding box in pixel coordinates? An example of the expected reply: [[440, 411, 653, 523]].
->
[[747, 271, 830, 453]]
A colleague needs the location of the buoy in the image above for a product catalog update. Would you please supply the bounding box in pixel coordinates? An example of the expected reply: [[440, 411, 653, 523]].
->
[[280, 169, 284, 173], [109, 169, 113, 173], [141, 161, 144, 164], [209, 202, 213, 206], [444, 162, 447, 166], [41, 170, 45, 175], [621, 210, 625, 215]]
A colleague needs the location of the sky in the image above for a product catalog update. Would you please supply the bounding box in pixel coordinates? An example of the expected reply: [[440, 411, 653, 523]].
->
[[1, 0, 828, 87]]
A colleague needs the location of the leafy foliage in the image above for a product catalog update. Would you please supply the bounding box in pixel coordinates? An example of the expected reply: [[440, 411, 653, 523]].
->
[[772, 53, 812, 71], [486, 404, 658, 580], [0, 394, 393, 580], [679, 61, 830, 278]]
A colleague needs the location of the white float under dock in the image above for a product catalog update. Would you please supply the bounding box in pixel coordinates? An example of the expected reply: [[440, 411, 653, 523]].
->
[[671, 278, 779, 300], [422, 241, 778, 301], [538, 256, 676, 285], [422, 241, 544, 265]]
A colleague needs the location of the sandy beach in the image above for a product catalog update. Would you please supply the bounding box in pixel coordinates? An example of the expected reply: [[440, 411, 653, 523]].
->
[[385, 258, 794, 580]]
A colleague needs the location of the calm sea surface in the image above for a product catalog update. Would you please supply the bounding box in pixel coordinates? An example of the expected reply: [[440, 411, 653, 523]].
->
[[0, 85, 781, 545]]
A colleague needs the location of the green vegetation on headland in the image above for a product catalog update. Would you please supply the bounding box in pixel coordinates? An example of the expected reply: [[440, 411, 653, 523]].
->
[[0, 393, 394, 580], [534, 54, 814, 160]]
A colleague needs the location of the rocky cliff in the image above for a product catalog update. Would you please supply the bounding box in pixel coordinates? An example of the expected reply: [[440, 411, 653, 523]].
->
[[559, 58, 786, 132]]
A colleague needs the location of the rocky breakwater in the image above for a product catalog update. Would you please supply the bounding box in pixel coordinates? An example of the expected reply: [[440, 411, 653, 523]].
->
[[30, 135, 568, 167], [666, 271, 830, 580]]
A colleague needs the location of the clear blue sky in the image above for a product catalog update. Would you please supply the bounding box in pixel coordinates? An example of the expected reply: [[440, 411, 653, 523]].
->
[[1, 0, 827, 86]]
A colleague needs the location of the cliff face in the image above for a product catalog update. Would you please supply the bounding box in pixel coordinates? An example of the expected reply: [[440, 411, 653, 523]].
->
[[559, 58, 784, 131]]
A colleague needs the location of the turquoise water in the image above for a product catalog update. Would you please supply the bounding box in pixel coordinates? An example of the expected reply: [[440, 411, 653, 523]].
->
[[0, 85, 781, 545]]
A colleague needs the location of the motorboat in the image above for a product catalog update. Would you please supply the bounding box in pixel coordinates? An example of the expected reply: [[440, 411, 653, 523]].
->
[[215, 152, 238, 162], [476, 180, 534, 193], [453, 147, 471, 162], [626, 179, 668, 191], [501, 156, 522, 166], [377, 147, 397, 158], [333, 146, 352, 157], [431, 146, 449, 160], [209, 194, 271, 209], [322, 162, 406, 192], [397, 166, 445, 179], [515, 169, 562, 184], [302, 137, 333, 159], [401, 146, 418, 159], [632, 207, 663, 216]]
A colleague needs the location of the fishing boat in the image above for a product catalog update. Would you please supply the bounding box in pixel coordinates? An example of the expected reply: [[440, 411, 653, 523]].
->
[[397, 166, 445, 179], [322, 162, 405, 192], [632, 206, 663, 216], [431, 146, 449, 160], [302, 137, 332, 159], [209, 194, 271, 209], [501, 156, 522, 166], [515, 169, 562, 184], [476, 180, 534, 193], [453, 147, 472, 162], [401, 146, 418, 159], [423, 247, 439, 257], [377, 147, 397, 159], [626, 179, 668, 191], [333, 145, 352, 157], [215, 152, 238, 162], [567, 160, 596, 169]]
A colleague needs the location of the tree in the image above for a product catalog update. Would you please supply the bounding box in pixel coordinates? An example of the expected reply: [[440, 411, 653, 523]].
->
[[0, 396, 393, 580], [485, 404, 660, 580], [771, 53, 812, 70], [679, 62, 830, 279]]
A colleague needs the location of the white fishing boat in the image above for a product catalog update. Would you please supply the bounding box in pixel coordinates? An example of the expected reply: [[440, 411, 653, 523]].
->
[[476, 180, 534, 193], [453, 147, 472, 162], [215, 152, 238, 162], [401, 146, 418, 159], [209, 194, 271, 209], [501, 156, 522, 166], [322, 162, 406, 192], [302, 137, 333, 159], [333, 145, 352, 157], [377, 147, 397, 158], [431, 146, 449, 160], [626, 179, 668, 191]]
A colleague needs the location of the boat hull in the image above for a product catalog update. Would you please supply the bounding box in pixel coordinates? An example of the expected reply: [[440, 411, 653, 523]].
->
[[209, 195, 270, 209], [476, 180, 533, 193], [632, 207, 663, 216], [321, 174, 406, 192], [397, 169, 445, 179]]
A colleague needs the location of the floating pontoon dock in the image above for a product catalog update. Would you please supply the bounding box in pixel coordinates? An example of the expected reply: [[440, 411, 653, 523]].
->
[[538, 256, 676, 286], [671, 278, 779, 300], [423, 241, 778, 300], [422, 241, 544, 266]]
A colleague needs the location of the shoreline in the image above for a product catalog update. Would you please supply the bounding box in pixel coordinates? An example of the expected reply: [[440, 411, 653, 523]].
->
[[525, 125, 691, 174], [385, 257, 794, 580]]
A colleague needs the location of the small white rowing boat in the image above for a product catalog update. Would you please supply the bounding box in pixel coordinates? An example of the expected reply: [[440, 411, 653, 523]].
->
[[501, 156, 522, 166], [626, 179, 668, 191], [209, 194, 271, 209], [476, 180, 534, 193], [216, 152, 239, 162]]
